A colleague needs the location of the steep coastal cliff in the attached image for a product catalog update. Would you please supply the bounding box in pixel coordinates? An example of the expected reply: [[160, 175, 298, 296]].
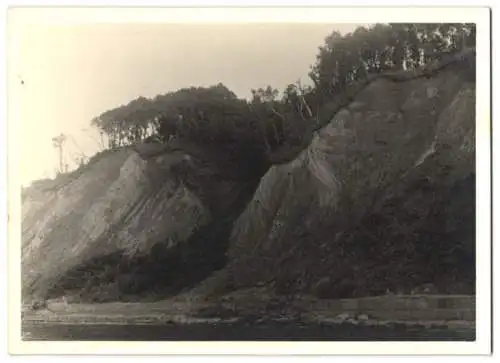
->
[[21, 48, 476, 303]]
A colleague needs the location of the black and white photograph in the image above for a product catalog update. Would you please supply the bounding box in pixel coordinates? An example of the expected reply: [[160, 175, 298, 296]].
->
[[5, 6, 492, 355]]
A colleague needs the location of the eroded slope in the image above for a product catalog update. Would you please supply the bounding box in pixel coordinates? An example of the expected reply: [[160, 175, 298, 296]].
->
[[225, 48, 476, 297]]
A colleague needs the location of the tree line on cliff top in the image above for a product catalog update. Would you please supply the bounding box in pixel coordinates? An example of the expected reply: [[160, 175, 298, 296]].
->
[[90, 23, 475, 166]]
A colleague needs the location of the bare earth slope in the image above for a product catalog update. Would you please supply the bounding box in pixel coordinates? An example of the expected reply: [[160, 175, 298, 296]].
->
[[22, 142, 261, 302], [22, 148, 209, 300], [225, 48, 475, 298]]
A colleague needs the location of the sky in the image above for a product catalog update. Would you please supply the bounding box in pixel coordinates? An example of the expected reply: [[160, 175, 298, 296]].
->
[[9, 21, 363, 186]]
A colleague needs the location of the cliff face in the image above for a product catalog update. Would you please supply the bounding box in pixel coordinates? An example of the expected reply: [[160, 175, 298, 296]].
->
[[225, 49, 476, 297], [21, 49, 476, 303], [22, 145, 260, 302]]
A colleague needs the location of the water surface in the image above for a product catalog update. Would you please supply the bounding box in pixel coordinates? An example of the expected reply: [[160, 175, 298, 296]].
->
[[22, 321, 475, 341]]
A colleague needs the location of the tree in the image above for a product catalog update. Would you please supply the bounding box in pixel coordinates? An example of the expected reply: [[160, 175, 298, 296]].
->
[[251, 86, 280, 104], [52, 133, 67, 175], [87, 23, 475, 169], [308, 23, 475, 98]]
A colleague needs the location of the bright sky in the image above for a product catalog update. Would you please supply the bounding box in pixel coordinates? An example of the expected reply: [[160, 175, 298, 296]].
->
[[9, 20, 362, 186]]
